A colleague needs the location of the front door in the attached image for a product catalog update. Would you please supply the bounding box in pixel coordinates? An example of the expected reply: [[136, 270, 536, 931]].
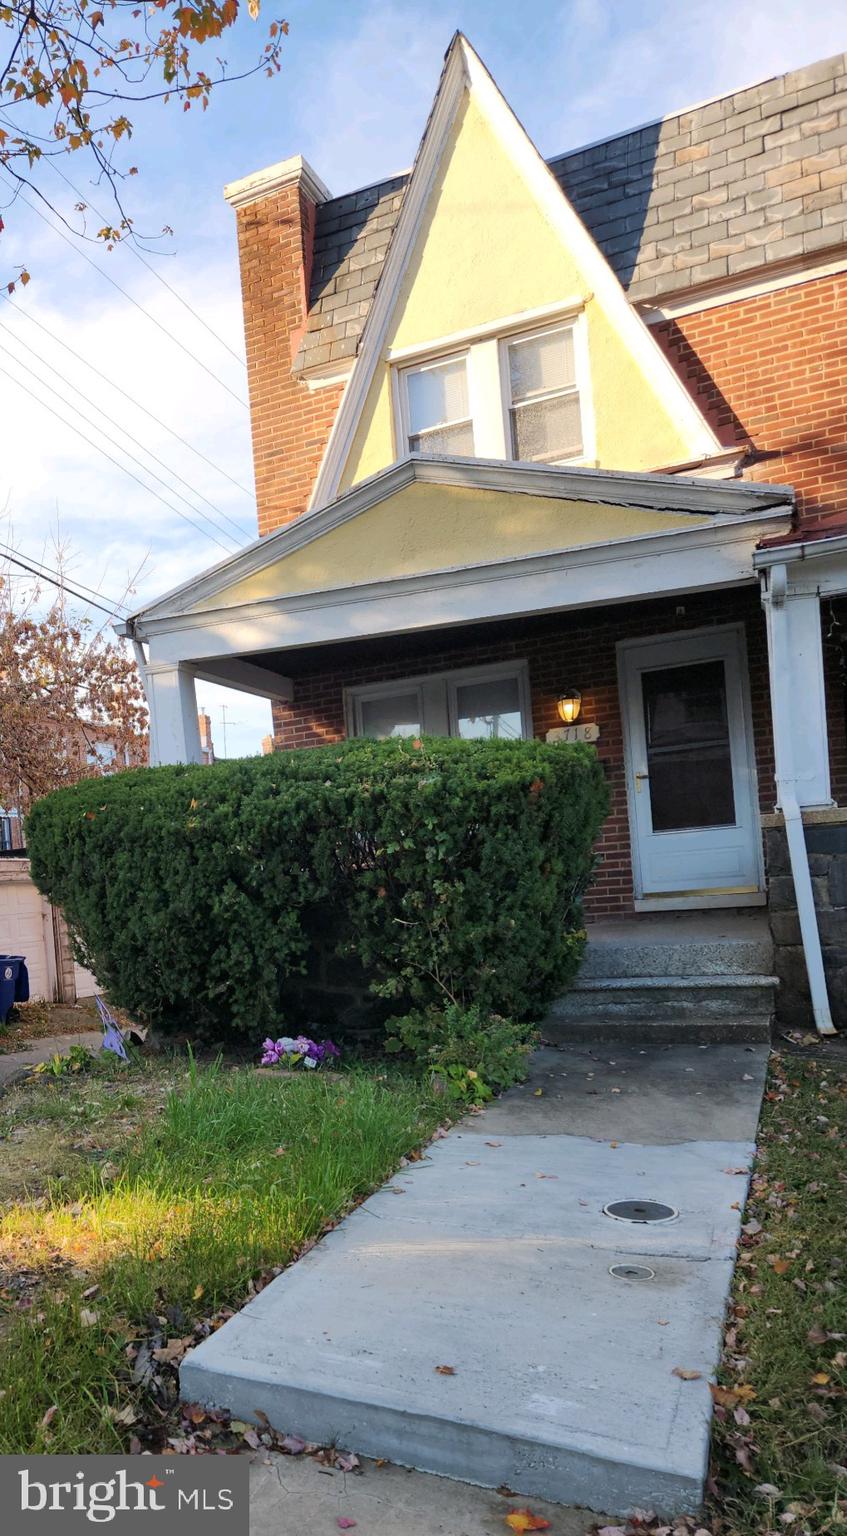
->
[[619, 626, 763, 905]]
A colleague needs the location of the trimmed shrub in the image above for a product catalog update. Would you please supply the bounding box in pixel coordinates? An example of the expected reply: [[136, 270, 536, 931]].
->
[[26, 736, 609, 1038]]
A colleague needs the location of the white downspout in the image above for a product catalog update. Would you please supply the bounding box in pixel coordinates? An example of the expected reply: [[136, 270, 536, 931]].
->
[[764, 564, 836, 1036]]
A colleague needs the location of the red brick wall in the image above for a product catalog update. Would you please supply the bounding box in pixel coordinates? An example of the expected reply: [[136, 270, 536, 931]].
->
[[272, 588, 775, 917], [656, 270, 847, 527], [234, 181, 343, 534]]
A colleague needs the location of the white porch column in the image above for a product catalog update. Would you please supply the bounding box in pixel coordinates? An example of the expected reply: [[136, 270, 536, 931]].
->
[[144, 662, 203, 767], [761, 565, 833, 809]]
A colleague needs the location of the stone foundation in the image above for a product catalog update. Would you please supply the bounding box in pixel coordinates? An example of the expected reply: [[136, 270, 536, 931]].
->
[[764, 811, 847, 1030]]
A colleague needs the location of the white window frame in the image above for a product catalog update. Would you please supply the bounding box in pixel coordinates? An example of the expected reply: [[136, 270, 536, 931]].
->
[[396, 349, 476, 460], [499, 321, 585, 466], [348, 679, 426, 740], [344, 659, 533, 742], [390, 306, 595, 467]]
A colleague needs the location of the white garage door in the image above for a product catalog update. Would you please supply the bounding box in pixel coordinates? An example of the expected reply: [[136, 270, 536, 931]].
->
[[0, 867, 51, 1000]]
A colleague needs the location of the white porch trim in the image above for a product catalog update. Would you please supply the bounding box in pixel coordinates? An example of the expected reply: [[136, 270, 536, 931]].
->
[[144, 663, 203, 768], [755, 534, 847, 1037], [119, 455, 793, 629], [130, 510, 792, 669]]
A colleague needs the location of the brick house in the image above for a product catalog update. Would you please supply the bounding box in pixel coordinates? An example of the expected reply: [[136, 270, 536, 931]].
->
[[123, 37, 847, 1034]]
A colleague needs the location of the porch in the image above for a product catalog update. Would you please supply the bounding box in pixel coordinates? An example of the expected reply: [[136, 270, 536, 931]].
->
[[119, 455, 847, 1033]]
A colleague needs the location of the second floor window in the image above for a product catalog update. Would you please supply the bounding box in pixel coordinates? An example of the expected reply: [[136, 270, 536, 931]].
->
[[507, 326, 582, 463], [405, 355, 475, 456], [397, 318, 586, 467]]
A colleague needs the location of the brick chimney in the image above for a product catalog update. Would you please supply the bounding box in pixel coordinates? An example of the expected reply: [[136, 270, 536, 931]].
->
[[225, 156, 344, 536]]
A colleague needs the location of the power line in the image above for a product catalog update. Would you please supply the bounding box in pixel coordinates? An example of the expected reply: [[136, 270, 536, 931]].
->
[[0, 538, 131, 612], [2, 177, 250, 410], [0, 359, 237, 555], [0, 318, 252, 541], [4, 294, 255, 500], [0, 342, 241, 551], [45, 155, 247, 369], [0, 539, 127, 618]]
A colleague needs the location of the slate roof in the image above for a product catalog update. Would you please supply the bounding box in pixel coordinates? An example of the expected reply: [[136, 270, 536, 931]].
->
[[294, 51, 847, 376]]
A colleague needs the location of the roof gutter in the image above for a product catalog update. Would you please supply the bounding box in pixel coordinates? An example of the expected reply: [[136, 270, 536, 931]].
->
[[754, 530, 847, 567]]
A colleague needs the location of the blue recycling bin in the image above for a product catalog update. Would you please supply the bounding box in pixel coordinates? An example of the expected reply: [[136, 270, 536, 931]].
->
[[0, 955, 29, 1025]]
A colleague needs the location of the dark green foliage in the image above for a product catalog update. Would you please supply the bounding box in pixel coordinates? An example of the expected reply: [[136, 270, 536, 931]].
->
[[26, 737, 608, 1038], [385, 1003, 539, 1102]]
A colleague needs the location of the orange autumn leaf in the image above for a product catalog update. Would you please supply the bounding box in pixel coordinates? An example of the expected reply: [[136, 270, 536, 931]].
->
[[505, 1512, 551, 1533]]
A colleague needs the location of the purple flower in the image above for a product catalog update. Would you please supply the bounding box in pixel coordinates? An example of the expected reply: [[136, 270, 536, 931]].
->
[[258, 1034, 341, 1069]]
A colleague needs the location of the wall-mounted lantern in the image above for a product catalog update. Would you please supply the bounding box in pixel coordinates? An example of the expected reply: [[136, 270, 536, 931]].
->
[[556, 689, 582, 725]]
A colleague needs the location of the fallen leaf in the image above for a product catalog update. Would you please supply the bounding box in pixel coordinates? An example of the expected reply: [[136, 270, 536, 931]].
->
[[280, 1435, 306, 1454], [40, 1405, 58, 1429], [672, 1367, 702, 1380], [754, 1483, 783, 1497], [657, 1319, 669, 1326], [609, 1141, 619, 1149], [193, 1284, 205, 1300], [82, 1284, 100, 1300], [79, 1309, 98, 1328], [335, 1453, 359, 1472], [243, 1429, 262, 1449], [596, 1528, 628, 1536], [505, 1512, 551, 1532], [337, 1522, 357, 1531], [485, 1141, 502, 1148], [533, 1089, 543, 1097], [435, 1364, 456, 1376], [811, 1372, 830, 1385], [772, 1260, 791, 1275]]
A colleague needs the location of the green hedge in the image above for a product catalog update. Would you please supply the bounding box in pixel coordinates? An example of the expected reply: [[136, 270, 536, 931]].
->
[[26, 737, 609, 1038]]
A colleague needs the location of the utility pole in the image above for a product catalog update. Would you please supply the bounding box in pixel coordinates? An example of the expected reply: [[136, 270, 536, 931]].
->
[[219, 702, 241, 758]]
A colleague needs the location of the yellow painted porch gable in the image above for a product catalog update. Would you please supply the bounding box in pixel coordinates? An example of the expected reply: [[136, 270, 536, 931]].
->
[[192, 481, 712, 610], [338, 90, 710, 493]]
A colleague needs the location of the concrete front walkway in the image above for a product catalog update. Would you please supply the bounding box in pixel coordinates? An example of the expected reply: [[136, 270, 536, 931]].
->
[[182, 1043, 768, 1520], [0, 1032, 103, 1091], [249, 1449, 599, 1536]]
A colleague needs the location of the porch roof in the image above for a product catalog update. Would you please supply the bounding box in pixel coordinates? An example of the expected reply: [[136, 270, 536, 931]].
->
[[120, 456, 793, 682]]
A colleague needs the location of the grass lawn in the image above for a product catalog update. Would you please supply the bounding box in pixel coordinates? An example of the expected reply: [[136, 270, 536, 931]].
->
[[0, 1050, 443, 1454], [707, 1049, 847, 1536]]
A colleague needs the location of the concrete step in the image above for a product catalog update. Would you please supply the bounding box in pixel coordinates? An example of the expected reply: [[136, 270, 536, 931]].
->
[[552, 973, 777, 1021], [578, 934, 774, 981], [542, 1013, 773, 1045]]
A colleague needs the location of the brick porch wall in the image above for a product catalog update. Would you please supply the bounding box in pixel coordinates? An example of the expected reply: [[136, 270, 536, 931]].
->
[[272, 587, 777, 918]]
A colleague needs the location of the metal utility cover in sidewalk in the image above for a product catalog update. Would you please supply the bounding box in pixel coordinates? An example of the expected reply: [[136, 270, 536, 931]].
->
[[181, 1045, 768, 1518]]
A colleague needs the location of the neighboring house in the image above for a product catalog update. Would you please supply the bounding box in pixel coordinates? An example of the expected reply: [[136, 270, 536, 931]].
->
[[198, 710, 216, 765], [122, 37, 847, 1033]]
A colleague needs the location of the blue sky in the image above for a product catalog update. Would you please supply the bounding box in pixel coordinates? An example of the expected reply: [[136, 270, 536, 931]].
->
[[1, 0, 844, 756]]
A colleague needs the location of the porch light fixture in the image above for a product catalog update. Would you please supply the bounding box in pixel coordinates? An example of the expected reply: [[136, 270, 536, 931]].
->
[[556, 689, 582, 725]]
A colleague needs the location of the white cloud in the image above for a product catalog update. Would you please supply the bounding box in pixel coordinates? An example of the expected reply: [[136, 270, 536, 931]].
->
[[537, 0, 847, 154]]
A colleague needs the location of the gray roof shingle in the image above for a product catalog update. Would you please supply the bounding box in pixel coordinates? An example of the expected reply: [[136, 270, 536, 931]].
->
[[293, 51, 847, 375]]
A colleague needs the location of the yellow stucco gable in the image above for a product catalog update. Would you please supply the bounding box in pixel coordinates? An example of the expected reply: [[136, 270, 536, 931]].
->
[[337, 86, 713, 495], [192, 481, 713, 609]]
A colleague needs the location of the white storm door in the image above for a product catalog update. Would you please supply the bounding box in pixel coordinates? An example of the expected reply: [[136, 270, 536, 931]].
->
[[619, 626, 762, 903]]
